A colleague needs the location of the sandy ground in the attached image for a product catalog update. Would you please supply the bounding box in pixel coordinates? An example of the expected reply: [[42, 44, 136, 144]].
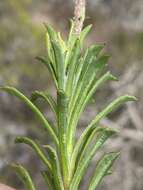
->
[[0, 184, 15, 190]]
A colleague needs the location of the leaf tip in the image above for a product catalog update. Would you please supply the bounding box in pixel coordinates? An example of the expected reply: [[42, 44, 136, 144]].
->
[[15, 137, 24, 144], [124, 95, 138, 102], [108, 73, 118, 81]]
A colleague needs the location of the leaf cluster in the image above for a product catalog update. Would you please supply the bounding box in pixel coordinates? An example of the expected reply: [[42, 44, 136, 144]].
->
[[0, 21, 137, 190]]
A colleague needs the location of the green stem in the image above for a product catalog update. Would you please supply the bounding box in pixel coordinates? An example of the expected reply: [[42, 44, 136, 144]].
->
[[57, 90, 69, 188]]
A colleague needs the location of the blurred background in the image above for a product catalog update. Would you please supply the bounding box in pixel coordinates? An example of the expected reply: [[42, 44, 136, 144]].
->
[[0, 0, 143, 189]]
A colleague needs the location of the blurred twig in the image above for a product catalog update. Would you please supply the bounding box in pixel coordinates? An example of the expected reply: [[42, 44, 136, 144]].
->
[[73, 0, 86, 35]]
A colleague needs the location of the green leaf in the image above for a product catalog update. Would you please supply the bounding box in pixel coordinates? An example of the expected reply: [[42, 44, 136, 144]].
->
[[75, 127, 114, 174], [84, 72, 117, 106], [31, 90, 57, 116], [67, 72, 117, 144], [67, 19, 77, 49], [73, 57, 84, 88], [69, 46, 106, 114], [65, 20, 78, 68], [57, 90, 69, 184], [79, 24, 92, 45], [77, 72, 117, 121], [0, 86, 59, 146], [36, 56, 58, 88], [66, 39, 81, 96], [67, 53, 109, 155], [77, 45, 105, 83], [73, 43, 103, 85], [42, 170, 58, 190], [88, 152, 120, 190], [88, 95, 137, 129], [81, 95, 136, 149], [69, 71, 113, 133], [11, 164, 36, 190], [70, 126, 105, 180], [76, 127, 117, 175], [44, 145, 64, 190], [57, 32, 67, 52], [45, 25, 58, 73], [51, 40, 65, 90], [41, 170, 55, 190], [45, 24, 57, 41], [73, 94, 136, 172], [69, 128, 117, 190], [15, 137, 52, 170]]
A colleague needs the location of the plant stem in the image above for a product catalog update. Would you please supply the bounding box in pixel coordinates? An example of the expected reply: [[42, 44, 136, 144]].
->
[[73, 0, 86, 35], [57, 91, 69, 189], [66, 0, 87, 158]]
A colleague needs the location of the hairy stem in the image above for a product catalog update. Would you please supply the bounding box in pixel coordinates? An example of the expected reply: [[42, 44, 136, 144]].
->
[[73, 0, 86, 35]]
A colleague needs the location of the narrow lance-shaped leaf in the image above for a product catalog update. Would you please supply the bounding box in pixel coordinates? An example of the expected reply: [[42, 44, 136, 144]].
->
[[72, 95, 137, 174], [82, 72, 117, 114], [73, 44, 104, 94], [66, 39, 81, 96], [67, 20, 77, 51], [11, 164, 36, 190], [69, 46, 105, 114], [45, 24, 57, 42], [71, 126, 94, 167], [75, 126, 117, 173], [65, 24, 92, 77], [15, 137, 52, 171], [66, 24, 92, 70], [77, 45, 105, 83], [79, 24, 92, 45], [46, 32, 55, 64], [41, 171, 55, 190], [45, 24, 58, 71], [65, 23, 78, 71], [67, 54, 109, 155], [77, 72, 118, 123], [51, 40, 65, 90], [57, 90, 69, 185], [88, 152, 120, 190], [65, 24, 91, 73], [36, 56, 58, 88], [70, 126, 105, 180], [69, 128, 117, 190], [73, 57, 83, 90], [88, 95, 137, 129], [68, 58, 108, 133], [67, 46, 102, 148], [68, 72, 117, 178], [57, 32, 67, 53], [44, 145, 64, 190], [0, 86, 59, 146], [65, 45, 77, 70], [31, 90, 57, 116], [67, 73, 117, 154]]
